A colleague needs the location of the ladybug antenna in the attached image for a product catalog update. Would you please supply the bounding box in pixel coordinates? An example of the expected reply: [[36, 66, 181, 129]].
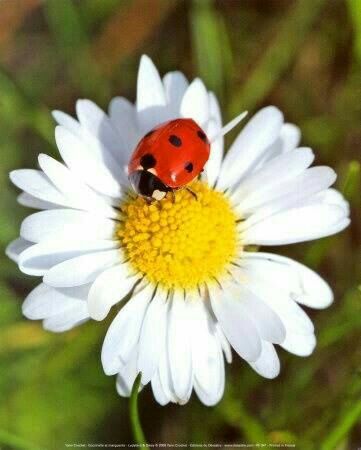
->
[[209, 111, 248, 143]]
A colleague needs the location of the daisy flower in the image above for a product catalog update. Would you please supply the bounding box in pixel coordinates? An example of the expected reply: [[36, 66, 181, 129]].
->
[[7, 55, 350, 406]]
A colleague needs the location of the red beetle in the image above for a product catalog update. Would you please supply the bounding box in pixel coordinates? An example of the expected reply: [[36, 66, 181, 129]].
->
[[128, 118, 210, 200], [127, 112, 247, 200]]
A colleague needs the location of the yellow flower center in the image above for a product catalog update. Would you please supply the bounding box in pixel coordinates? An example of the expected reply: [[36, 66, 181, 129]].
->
[[117, 181, 239, 290]]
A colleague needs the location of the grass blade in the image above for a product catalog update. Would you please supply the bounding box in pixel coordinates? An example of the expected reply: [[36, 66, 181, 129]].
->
[[228, 0, 327, 115], [190, 0, 232, 99]]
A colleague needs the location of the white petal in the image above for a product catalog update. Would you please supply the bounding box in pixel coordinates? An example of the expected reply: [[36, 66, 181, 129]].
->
[[87, 263, 138, 321], [240, 166, 337, 226], [210, 111, 247, 142], [237, 256, 315, 335], [163, 71, 189, 118], [52, 110, 81, 136], [252, 123, 301, 169], [158, 323, 177, 404], [108, 97, 139, 158], [76, 99, 131, 178], [20, 209, 116, 243], [209, 282, 262, 362], [239, 290, 286, 344], [136, 55, 167, 133], [243, 166, 336, 214], [10, 169, 68, 206], [137, 55, 166, 108], [6, 238, 32, 263], [249, 341, 280, 379], [209, 92, 222, 126], [231, 147, 315, 206], [215, 324, 232, 363], [239, 253, 300, 293], [18, 239, 117, 276], [151, 370, 170, 406], [279, 123, 301, 153], [203, 93, 225, 185], [190, 300, 224, 406], [38, 153, 118, 218], [309, 188, 350, 215], [22, 283, 89, 319], [17, 192, 60, 210], [233, 255, 319, 358], [76, 100, 120, 156], [43, 248, 121, 288], [137, 289, 168, 384], [281, 332, 316, 356], [180, 78, 209, 127], [101, 284, 153, 375], [244, 252, 333, 309], [43, 303, 89, 332], [168, 292, 193, 401], [116, 353, 139, 397], [55, 126, 123, 198], [217, 106, 283, 190], [194, 355, 224, 406], [243, 203, 349, 245], [203, 119, 223, 187]]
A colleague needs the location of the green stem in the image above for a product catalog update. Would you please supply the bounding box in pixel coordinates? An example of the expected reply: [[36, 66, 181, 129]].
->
[[130, 373, 149, 448]]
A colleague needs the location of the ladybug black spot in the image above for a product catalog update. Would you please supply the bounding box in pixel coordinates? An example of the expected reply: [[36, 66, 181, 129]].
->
[[140, 153, 156, 169], [184, 162, 193, 173], [169, 135, 182, 147], [197, 130, 207, 142]]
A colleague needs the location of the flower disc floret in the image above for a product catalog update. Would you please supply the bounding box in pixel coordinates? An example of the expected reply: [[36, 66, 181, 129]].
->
[[118, 181, 238, 290]]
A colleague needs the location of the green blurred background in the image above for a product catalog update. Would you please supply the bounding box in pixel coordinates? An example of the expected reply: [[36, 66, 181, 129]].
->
[[0, 0, 360, 449]]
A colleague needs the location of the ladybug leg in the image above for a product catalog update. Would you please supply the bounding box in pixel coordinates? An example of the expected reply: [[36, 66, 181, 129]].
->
[[185, 187, 198, 200], [170, 191, 176, 203]]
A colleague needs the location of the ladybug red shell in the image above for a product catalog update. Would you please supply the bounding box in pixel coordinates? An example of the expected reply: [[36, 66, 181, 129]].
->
[[128, 118, 210, 200]]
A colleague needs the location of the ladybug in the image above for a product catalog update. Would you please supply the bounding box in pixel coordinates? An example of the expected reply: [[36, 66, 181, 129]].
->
[[128, 119, 210, 201]]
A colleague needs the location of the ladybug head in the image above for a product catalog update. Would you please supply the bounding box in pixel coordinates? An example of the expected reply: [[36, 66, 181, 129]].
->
[[129, 170, 172, 201]]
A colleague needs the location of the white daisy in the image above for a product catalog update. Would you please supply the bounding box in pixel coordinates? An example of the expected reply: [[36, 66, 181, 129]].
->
[[7, 55, 350, 406]]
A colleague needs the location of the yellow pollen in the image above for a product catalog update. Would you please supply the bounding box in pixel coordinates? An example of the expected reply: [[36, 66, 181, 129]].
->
[[117, 181, 239, 290]]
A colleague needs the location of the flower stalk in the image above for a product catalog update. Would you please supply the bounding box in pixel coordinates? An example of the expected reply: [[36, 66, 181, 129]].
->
[[130, 373, 149, 449]]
